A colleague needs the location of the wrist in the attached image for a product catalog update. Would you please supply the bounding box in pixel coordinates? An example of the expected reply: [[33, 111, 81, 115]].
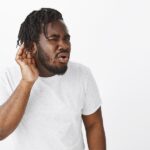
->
[[20, 79, 35, 87]]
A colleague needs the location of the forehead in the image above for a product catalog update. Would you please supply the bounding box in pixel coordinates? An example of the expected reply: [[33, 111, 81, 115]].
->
[[46, 20, 69, 36]]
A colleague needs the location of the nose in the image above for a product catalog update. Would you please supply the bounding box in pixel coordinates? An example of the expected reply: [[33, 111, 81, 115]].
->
[[58, 39, 70, 50]]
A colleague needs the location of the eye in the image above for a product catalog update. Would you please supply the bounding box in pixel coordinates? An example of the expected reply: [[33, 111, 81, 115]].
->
[[64, 35, 70, 42], [48, 38, 59, 42]]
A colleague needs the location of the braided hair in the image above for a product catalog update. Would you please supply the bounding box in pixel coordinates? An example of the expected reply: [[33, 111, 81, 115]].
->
[[17, 8, 63, 51]]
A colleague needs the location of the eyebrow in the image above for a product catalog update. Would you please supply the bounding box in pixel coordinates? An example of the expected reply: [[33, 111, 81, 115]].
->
[[48, 34, 59, 38], [47, 33, 70, 38]]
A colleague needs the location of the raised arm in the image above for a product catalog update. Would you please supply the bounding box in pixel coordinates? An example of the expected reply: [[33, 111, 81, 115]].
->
[[0, 44, 39, 140]]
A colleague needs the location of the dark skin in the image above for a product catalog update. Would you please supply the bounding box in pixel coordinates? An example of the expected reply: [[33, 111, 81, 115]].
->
[[82, 108, 106, 150], [32, 20, 106, 149], [0, 20, 106, 149], [32, 20, 71, 77]]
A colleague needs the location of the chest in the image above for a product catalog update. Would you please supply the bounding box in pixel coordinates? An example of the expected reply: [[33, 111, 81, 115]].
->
[[20, 78, 84, 127]]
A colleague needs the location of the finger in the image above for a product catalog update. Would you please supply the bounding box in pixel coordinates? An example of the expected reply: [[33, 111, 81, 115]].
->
[[31, 58, 36, 65], [16, 47, 23, 57], [22, 50, 27, 59], [15, 55, 24, 66], [23, 58, 28, 65], [27, 52, 33, 59], [15, 53, 23, 62], [27, 59, 32, 64], [15, 44, 25, 63], [16, 43, 24, 56], [15, 55, 22, 61]]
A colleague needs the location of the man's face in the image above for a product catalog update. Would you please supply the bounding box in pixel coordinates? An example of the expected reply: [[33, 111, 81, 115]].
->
[[35, 20, 71, 75]]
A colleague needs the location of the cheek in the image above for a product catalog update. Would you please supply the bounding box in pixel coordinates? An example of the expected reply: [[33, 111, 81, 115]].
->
[[44, 49, 57, 60], [46, 45, 58, 56], [47, 51, 59, 63], [38, 42, 59, 61]]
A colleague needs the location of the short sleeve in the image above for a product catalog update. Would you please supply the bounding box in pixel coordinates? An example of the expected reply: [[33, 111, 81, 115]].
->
[[81, 67, 102, 115], [0, 68, 12, 106]]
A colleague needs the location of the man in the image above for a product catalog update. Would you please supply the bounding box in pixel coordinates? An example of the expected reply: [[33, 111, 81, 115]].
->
[[0, 8, 106, 150]]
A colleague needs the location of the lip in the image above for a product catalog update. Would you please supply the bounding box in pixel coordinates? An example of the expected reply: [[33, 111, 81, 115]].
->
[[57, 56, 69, 63], [57, 52, 69, 63], [57, 52, 69, 58]]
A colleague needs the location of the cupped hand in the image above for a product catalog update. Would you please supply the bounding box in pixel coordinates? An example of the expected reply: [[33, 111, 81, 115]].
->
[[15, 43, 39, 83]]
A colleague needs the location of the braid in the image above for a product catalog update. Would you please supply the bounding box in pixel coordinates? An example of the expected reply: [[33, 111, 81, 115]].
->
[[17, 8, 63, 51]]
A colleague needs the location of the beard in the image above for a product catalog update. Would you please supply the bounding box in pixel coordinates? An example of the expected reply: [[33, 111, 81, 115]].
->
[[37, 45, 68, 75]]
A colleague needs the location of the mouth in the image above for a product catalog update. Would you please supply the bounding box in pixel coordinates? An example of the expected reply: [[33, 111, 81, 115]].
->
[[57, 52, 69, 64]]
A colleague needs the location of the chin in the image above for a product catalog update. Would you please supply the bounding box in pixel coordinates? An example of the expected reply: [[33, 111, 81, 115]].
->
[[46, 63, 68, 75], [55, 66, 68, 75]]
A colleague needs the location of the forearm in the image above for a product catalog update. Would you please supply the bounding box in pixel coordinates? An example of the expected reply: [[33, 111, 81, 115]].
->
[[86, 124, 106, 150], [0, 80, 34, 140]]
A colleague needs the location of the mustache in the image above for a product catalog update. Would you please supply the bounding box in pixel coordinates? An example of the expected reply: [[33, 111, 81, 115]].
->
[[56, 49, 70, 57]]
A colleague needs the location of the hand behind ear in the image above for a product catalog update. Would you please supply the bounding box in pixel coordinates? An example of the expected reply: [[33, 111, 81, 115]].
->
[[15, 43, 39, 83]]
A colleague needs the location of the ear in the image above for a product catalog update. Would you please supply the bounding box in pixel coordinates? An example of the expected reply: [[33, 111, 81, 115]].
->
[[31, 42, 38, 55]]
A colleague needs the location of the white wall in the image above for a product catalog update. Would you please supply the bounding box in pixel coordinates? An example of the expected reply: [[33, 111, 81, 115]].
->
[[0, 0, 150, 150]]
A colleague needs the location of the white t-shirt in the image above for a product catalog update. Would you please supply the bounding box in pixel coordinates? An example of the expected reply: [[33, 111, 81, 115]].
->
[[0, 61, 102, 150]]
